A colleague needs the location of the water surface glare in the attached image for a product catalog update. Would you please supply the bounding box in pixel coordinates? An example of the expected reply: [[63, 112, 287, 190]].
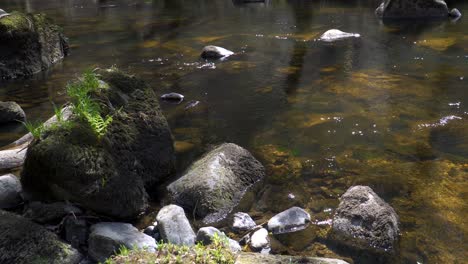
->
[[1, 0, 467, 263]]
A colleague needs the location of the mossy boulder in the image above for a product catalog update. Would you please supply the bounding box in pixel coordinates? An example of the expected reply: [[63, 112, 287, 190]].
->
[[0, 210, 82, 264], [0, 11, 68, 80], [21, 69, 175, 219]]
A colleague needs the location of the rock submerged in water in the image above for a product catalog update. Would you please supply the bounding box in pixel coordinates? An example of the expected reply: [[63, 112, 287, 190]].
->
[[235, 253, 350, 264], [156, 204, 196, 246], [201, 45, 234, 59], [330, 186, 400, 253], [0, 12, 69, 80], [375, 0, 450, 19], [0, 210, 82, 264], [429, 117, 467, 156], [0, 174, 22, 209], [267, 207, 311, 235], [318, 29, 360, 42], [88, 222, 156, 262], [21, 69, 175, 219], [167, 143, 265, 224], [0, 101, 25, 124], [232, 212, 257, 233], [161, 92, 184, 102]]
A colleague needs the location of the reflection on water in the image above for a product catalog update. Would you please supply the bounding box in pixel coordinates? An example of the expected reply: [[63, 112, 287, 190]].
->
[[1, 0, 467, 263]]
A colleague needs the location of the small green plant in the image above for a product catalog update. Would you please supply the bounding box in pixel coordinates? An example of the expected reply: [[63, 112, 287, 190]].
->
[[22, 120, 45, 139]]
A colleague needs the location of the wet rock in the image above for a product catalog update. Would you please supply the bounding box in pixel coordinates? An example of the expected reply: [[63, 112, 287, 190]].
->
[[330, 186, 400, 253], [167, 143, 265, 224], [0, 210, 82, 264], [0, 174, 22, 209], [0, 12, 69, 80], [64, 216, 88, 248], [232, 212, 257, 233], [161, 92, 184, 102], [0, 101, 25, 123], [376, 0, 449, 19], [449, 8, 462, 18], [88, 222, 156, 262], [267, 207, 311, 234], [249, 228, 269, 252], [21, 69, 175, 219], [24, 201, 82, 224], [0, 9, 9, 19], [185, 100, 200, 110], [196, 226, 241, 252], [156, 204, 196, 246], [430, 118, 467, 156], [201, 45, 234, 59], [235, 252, 350, 264], [318, 29, 360, 42]]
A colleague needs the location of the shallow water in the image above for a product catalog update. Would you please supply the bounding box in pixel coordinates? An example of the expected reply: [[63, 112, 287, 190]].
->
[[1, 0, 467, 263]]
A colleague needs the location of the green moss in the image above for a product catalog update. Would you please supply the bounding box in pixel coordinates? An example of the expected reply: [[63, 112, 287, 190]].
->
[[0, 12, 31, 32]]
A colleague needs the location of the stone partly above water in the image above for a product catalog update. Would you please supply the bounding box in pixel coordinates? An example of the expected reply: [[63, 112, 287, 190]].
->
[[88, 222, 156, 262], [0, 101, 25, 124], [167, 143, 265, 224], [235, 253, 350, 264], [201, 45, 234, 59], [375, 0, 450, 19], [318, 29, 360, 42], [249, 228, 270, 252], [232, 212, 257, 233], [156, 204, 196, 246], [0, 174, 22, 209], [0, 9, 9, 19], [21, 69, 175, 219], [0, 210, 82, 264], [267, 207, 311, 234], [0, 11, 69, 80], [330, 186, 400, 253]]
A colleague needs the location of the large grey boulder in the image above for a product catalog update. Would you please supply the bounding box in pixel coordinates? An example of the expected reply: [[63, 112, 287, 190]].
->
[[330, 186, 400, 253], [88, 222, 156, 262], [0, 101, 25, 123], [168, 143, 265, 224], [0, 12, 69, 80], [376, 0, 449, 19], [156, 204, 196, 246], [235, 253, 350, 264], [318, 29, 360, 42], [267, 207, 311, 234], [0, 174, 22, 209], [21, 69, 175, 219], [0, 210, 82, 264], [232, 212, 257, 233], [196, 226, 241, 252]]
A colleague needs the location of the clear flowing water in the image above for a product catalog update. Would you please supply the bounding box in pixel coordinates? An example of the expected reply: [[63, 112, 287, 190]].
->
[[1, 0, 467, 263]]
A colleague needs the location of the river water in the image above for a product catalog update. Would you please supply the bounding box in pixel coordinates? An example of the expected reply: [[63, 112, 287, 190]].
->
[[0, 0, 467, 263]]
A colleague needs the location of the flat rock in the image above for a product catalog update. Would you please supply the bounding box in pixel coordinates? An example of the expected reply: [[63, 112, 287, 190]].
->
[[235, 253, 350, 264], [267, 207, 311, 234], [318, 29, 360, 42], [0, 101, 25, 123], [156, 204, 196, 246], [201, 45, 234, 59], [330, 186, 400, 253], [0, 174, 22, 209], [232, 212, 257, 233], [376, 0, 449, 19], [88, 222, 156, 262], [167, 143, 265, 224]]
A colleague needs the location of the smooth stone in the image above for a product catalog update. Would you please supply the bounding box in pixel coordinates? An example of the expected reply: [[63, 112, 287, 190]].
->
[[376, 0, 449, 18], [88, 222, 156, 262], [330, 186, 400, 253], [167, 143, 265, 224], [249, 228, 269, 252], [156, 204, 196, 246], [267, 207, 311, 234], [23, 201, 82, 224], [235, 252, 350, 264], [232, 212, 257, 233], [0, 174, 22, 209], [0, 101, 25, 124], [318, 29, 360, 42], [161, 92, 184, 102], [0, 210, 82, 264], [196, 226, 241, 252], [64, 216, 88, 248], [449, 8, 462, 18], [201, 45, 234, 59]]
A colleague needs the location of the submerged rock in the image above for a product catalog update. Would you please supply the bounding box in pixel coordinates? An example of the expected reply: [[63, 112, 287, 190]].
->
[[167, 143, 265, 224], [88, 222, 156, 262], [267, 207, 311, 234], [21, 69, 175, 219], [0, 12, 69, 80], [156, 204, 196, 246], [430, 118, 467, 156], [0, 210, 82, 264], [235, 253, 350, 264], [196, 226, 241, 252], [161, 92, 184, 102], [0, 174, 22, 209], [0, 101, 25, 123], [232, 212, 257, 233], [330, 186, 400, 253], [201, 45, 234, 59], [376, 0, 449, 19], [318, 29, 360, 42]]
